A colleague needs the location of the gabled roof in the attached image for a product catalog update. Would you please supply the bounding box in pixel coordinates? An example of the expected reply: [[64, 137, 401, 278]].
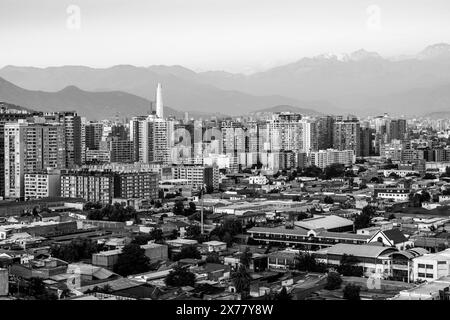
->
[[369, 228, 408, 245], [382, 229, 408, 244]]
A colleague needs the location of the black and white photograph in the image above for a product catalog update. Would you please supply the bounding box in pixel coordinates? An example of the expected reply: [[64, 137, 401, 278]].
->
[[1, 0, 450, 309]]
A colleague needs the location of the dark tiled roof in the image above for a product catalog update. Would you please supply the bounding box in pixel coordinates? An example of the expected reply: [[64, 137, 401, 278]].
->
[[383, 229, 408, 244]]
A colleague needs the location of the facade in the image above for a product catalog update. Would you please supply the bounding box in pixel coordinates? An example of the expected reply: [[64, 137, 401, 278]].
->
[[333, 118, 361, 156], [310, 149, 355, 169], [85, 122, 104, 150], [315, 243, 397, 278], [374, 188, 410, 202], [24, 171, 61, 200], [85, 149, 111, 164], [130, 116, 173, 164], [108, 139, 134, 163], [4, 121, 65, 199], [0, 268, 8, 296], [141, 243, 168, 262], [171, 165, 219, 191], [0, 110, 35, 198], [44, 111, 82, 167], [248, 175, 269, 185], [92, 249, 122, 269], [412, 249, 450, 282], [114, 171, 159, 200], [248, 227, 370, 249], [267, 249, 298, 270], [61, 171, 115, 204]]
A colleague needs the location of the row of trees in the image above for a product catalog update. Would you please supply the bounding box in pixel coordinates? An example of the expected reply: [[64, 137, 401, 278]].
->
[[325, 272, 361, 300], [354, 205, 377, 230], [86, 203, 138, 222], [50, 238, 105, 263], [209, 219, 243, 246], [10, 277, 58, 300]]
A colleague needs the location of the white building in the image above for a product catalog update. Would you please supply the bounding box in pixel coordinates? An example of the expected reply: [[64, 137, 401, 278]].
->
[[374, 188, 410, 202], [202, 241, 227, 253], [24, 171, 61, 200], [4, 121, 65, 199], [171, 165, 219, 190], [309, 149, 355, 169], [248, 175, 269, 185], [412, 249, 450, 282]]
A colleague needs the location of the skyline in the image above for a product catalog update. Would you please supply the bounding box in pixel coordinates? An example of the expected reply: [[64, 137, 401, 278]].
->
[[1, 0, 450, 73]]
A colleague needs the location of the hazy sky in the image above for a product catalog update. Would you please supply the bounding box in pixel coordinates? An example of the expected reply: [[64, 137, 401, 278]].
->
[[1, 0, 449, 73]]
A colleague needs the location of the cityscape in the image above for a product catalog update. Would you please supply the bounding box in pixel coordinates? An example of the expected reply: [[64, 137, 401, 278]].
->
[[1, 0, 450, 304]]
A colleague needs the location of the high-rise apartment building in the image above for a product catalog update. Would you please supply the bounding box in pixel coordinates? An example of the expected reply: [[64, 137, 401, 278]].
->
[[317, 116, 334, 150], [333, 117, 361, 156], [44, 111, 82, 167], [4, 121, 65, 199]]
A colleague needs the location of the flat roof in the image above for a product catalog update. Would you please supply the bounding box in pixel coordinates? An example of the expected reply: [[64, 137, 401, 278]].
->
[[94, 249, 122, 256]]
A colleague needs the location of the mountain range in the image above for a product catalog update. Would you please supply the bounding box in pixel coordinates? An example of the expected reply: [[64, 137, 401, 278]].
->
[[1, 43, 450, 118]]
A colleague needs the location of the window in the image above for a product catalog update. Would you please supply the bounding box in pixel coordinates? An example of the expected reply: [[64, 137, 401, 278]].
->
[[418, 264, 425, 268], [426, 273, 434, 279], [418, 273, 425, 278], [426, 264, 434, 269], [438, 261, 447, 265]]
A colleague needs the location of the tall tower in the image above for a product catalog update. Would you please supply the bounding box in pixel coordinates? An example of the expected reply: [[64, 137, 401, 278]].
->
[[156, 83, 164, 119]]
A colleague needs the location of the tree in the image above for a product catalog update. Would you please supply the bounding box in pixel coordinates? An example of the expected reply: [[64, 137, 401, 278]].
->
[[113, 243, 151, 276], [423, 173, 436, 180], [337, 254, 363, 277], [325, 272, 342, 290], [205, 252, 221, 264], [239, 247, 252, 268], [389, 172, 400, 179], [209, 219, 242, 246], [173, 245, 201, 261], [275, 287, 291, 300], [324, 196, 334, 204], [131, 234, 154, 246], [86, 203, 137, 222], [343, 283, 361, 300], [186, 225, 202, 240], [50, 238, 103, 263], [323, 163, 345, 179], [173, 200, 185, 215], [300, 165, 323, 178], [409, 193, 422, 207], [420, 191, 431, 203], [295, 252, 326, 272], [354, 206, 376, 230], [188, 201, 197, 213], [165, 266, 196, 287], [231, 265, 251, 295], [25, 278, 57, 300], [149, 228, 164, 243], [370, 177, 383, 184]]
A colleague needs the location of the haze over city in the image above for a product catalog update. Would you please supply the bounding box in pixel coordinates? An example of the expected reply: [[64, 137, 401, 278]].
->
[[1, 0, 450, 72]]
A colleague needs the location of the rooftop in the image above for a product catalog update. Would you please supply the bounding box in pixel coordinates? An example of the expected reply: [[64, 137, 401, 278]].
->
[[295, 215, 354, 231], [318, 243, 398, 259]]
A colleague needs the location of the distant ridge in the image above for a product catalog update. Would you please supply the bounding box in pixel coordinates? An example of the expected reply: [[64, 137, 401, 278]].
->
[[249, 105, 324, 116], [0, 76, 222, 120]]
